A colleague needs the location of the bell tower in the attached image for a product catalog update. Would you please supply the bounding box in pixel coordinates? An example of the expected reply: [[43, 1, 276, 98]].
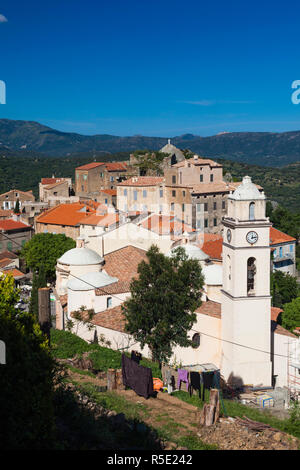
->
[[221, 176, 272, 387]]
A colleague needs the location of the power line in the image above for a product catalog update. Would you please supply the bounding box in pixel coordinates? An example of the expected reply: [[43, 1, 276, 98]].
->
[[1, 229, 298, 361]]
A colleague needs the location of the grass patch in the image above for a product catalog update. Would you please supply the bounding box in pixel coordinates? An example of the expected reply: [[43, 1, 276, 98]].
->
[[70, 380, 150, 420], [51, 329, 162, 378]]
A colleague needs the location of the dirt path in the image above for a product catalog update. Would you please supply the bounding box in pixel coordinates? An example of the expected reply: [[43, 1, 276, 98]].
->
[[66, 369, 300, 450], [116, 388, 200, 433]]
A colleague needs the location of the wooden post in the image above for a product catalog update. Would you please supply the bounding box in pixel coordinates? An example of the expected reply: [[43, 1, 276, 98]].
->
[[199, 388, 220, 426], [209, 389, 220, 424], [38, 287, 51, 345], [107, 368, 117, 390], [115, 369, 125, 390]]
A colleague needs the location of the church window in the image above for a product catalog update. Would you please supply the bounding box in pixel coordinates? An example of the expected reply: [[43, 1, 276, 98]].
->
[[191, 333, 200, 348], [107, 297, 112, 308], [249, 202, 255, 220], [247, 257, 256, 294]]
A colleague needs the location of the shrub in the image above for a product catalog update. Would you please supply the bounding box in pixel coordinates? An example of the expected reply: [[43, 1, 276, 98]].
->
[[0, 274, 56, 449]]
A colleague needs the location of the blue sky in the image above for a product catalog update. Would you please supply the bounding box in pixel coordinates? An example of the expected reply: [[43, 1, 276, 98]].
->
[[1, 0, 300, 136]]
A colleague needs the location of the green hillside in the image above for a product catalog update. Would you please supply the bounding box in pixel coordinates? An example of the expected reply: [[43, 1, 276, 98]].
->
[[2, 119, 300, 166]]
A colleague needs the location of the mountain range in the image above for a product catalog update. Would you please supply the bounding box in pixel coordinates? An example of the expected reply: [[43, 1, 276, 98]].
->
[[1, 118, 300, 167]]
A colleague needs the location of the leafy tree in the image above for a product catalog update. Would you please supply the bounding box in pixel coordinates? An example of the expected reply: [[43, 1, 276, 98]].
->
[[0, 273, 56, 449], [271, 271, 299, 309], [122, 245, 204, 366], [281, 297, 300, 332], [21, 233, 76, 283], [268, 205, 300, 239]]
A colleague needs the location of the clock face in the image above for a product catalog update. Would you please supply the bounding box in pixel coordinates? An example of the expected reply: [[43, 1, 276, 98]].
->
[[246, 231, 258, 244], [227, 229, 232, 243]]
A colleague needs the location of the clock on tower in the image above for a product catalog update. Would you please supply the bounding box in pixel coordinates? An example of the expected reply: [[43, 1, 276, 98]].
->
[[221, 176, 272, 387]]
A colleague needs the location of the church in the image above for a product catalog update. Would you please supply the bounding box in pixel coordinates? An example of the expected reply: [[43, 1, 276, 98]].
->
[[55, 176, 300, 390]]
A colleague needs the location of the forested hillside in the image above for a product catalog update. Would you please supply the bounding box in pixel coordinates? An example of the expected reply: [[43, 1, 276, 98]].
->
[[1, 152, 300, 213], [2, 119, 300, 166]]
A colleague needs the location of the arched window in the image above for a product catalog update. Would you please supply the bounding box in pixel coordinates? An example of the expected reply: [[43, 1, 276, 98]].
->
[[249, 202, 255, 220], [192, 333, 200, 348], [247, 257, 256, 295], [107, 297, 112, 309]]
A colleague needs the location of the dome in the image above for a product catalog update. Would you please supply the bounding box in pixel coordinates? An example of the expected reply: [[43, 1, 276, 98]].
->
[[203, 264, 223, 285], [160, 139, 185, 160], [58, 247, 104, 266], [167, 243, 209, 261], [230, 176, 265, 201], [67, 270, 118, 291]]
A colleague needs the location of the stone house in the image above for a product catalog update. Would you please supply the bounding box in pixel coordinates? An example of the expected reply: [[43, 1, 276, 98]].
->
[[0, 219, 33, 252], [270, 227, 297, 276], [75, 161, 134, 198], [39, 177, 72, 202], [0, 189, 35, 211], [116, 176, 165, 214], [35, 201, 100, 240]]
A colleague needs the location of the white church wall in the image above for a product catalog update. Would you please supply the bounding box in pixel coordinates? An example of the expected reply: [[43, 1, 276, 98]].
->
[[70, 312, 222, 370]]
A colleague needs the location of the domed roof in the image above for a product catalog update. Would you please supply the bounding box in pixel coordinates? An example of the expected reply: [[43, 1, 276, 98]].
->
[[67, 270, 118, 291], [230, 176, 265, 201], [203, 264, 223, 285], [58, 247, 104, 266], [160, 139, 184, 160], [167, 243, 209, 261]]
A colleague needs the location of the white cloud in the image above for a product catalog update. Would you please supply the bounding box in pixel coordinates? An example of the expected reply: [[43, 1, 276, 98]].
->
[[0, 14, 8, 23]]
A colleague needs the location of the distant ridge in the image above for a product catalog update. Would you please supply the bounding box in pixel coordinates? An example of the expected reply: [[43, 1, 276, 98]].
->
[[1, 118, 300, 166]]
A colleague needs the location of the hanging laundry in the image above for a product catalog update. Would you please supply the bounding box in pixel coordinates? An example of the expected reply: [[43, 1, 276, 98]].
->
[[188, 371, 202, 398], [121, 354, 154, 399], [131, 350, 142, 364], [202, 371, 215, 401], [177, 368, 189, 391]]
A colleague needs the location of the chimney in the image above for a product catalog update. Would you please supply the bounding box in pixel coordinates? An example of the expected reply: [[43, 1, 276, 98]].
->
[[76, 236, 85, 248]]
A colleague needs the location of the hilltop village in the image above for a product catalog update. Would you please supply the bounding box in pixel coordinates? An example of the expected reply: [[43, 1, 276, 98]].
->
[[0, 140, 299, 395]]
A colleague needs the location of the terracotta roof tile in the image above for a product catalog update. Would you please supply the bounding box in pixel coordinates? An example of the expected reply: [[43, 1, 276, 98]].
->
[[273, 322, 297, 338], [0, 251, 18, 260], [105, 162, 127, 172], [0, 219, 31, 231], [36, 202, 99, 227], [92, 305, 127, 332], [76, 162, 105, 170], [270, 227, 296, 245], [0, 268, 25, 279], [80, 213, 119, 227], [271, 307, 283, 322], [0, 258, 14, 268], [190, 181, 262, 195], [173, 158, 221, 168], [41, 178, 65, 185], [196, 300, 221, 318], [44, 180, 68, 190], [96, 246, 148, 296], [0, 209, 13, 218]]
